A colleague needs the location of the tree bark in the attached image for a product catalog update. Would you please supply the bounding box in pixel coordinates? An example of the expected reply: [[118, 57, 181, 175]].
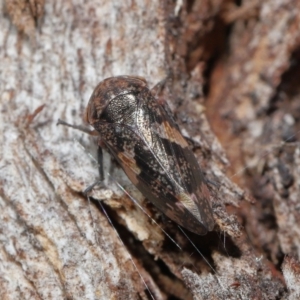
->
[[1, 0, 300, 299]]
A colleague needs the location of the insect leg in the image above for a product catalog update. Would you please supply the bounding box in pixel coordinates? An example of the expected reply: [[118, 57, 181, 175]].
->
[[57, 118, 98, 136], [83, 144, 105, 196], [97, 145, 104, 182], [83, 181, 102, 196], [57, 119, 105, 194], [151, 77, 168, 98]]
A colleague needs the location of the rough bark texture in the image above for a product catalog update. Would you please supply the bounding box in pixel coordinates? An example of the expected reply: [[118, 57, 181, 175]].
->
[[1, 0, 300, 299]]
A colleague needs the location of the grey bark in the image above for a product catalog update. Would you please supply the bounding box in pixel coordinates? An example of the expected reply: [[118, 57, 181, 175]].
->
[[1, 0, 300, 299]]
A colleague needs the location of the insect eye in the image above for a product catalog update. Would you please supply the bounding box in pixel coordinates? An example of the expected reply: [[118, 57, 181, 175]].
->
[[84, 99, 99, 125]]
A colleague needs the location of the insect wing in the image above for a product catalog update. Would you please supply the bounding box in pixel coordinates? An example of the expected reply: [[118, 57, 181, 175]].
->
[[144, 91, 214, 234], [100, 90, 214, 235]]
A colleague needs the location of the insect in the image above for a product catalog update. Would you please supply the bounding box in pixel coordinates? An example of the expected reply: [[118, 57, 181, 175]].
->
[[58, 75, 215, 235]]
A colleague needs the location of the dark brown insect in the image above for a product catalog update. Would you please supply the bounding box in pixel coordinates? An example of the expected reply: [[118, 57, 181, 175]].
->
[[59, 75, 214, 235]]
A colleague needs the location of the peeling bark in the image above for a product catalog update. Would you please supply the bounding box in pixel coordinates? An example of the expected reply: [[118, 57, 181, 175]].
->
[[1, 0, 300, 299]]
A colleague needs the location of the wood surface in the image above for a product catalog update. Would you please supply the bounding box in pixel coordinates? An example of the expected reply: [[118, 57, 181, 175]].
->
[[1, 1, 300, 299]]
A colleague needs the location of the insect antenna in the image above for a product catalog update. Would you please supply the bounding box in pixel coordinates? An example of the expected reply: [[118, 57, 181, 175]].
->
[[72, 138, 215, 296], [107, 170, 230, 284], [97, 198, 156, 300], [74, 136, 225, 278], [72, 137, 183, 250], [178, 226, 228, 291], [108, 173, 182, 251], [70, 138, 158, 299], [178, 226, 217, 274]]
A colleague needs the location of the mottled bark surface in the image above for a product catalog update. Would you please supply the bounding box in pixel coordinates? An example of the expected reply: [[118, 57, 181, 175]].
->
[[1, 0, 300, 299]]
